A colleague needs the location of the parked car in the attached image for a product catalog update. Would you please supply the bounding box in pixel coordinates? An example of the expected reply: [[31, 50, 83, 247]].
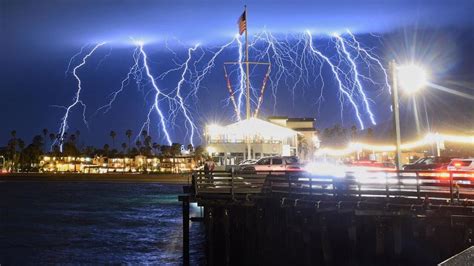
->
[[447, 158, 474, 171], [239, 156, 302, 173], [403, 156, 453, 171], [239, 159, 258, 166]]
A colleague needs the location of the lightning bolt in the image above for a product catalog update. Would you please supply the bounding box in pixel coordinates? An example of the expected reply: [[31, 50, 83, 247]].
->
[[173, 44, 200, 146], [57, 42, 107, 151], [56, 30, 393, 148], [138, 42, 173, 146], [236, 36, 246, 118], [334, 33, 376, 125], [95, 46, 142, 115], [192, 38, 236, 97], [345, 30, 392, 95], [305, 31, 365, 129]]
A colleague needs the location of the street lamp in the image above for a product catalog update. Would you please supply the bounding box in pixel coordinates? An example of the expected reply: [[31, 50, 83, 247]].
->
[[390, 61, 428, 170], [397, 64, 428, 93]]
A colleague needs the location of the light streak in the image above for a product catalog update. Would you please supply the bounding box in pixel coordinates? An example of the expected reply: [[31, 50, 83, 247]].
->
[[428, 82, 474, 101], [315, 132, 474, 157], [57, 42, 106, 151]]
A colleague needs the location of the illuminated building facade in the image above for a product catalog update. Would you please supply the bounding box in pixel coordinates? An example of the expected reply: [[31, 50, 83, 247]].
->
[[205, 117, 318, 166]]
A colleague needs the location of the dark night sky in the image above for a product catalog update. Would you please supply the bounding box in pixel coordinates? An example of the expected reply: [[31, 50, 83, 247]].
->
[[1, 0, 473, 147]]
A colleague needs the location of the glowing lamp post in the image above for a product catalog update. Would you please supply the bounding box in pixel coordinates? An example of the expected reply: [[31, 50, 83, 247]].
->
[[390, 61, 428, 170]]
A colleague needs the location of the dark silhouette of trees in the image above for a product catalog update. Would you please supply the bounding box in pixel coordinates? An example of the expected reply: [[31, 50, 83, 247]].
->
[[194, 146, 204, 161], [125, 129, 132, 153], [121, 143, 127, 154], [135, 140, 142, 154], [160, 145, 171, 157], [351, 125, 358, 141], [152, 142, 160, 155], [367, 128, 374, 139], [187, 144, 193, 152], [110, 131, 116, 149]]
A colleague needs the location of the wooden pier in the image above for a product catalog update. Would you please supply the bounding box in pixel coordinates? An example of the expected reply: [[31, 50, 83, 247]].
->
[[180, 169, 474, 265]]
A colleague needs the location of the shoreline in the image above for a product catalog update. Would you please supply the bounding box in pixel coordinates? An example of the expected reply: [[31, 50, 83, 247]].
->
[[0, 173, 191, 184]]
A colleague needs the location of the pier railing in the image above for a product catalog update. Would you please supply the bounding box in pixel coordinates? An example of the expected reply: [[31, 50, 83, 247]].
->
[[192, 169, 474, 203]]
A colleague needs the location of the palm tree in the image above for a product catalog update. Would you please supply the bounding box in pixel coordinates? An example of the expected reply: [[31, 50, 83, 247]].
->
[[11, 130, 17, 140], [367, 128, 374, 139], [144, 135, 152, 156], [49, 133, 55, 148], [69, 134, 76, 144], [42, 128, 48, 139], [351, 125, 357, 141], [17, 138, 25, 171], [121, 142, 128, 172], [187, 144, 193, 152], [75, 130, 81, 149], [125, 129, 132, 153], [136, 140, 142, 154], [141, 130, 148, 141], [103, 144, 110, 156], [110, 131, 117, 149], [297, 135, 309, 160], [152, 142, 160, 155]]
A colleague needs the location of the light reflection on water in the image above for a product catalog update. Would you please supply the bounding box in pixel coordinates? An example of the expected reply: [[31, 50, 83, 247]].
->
[[0, 181, 204, 264]]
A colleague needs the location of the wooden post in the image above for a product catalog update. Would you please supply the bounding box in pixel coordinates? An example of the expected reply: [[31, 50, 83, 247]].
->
[[231, 168, 235, 199], [375, 219, 385, 257], [288, 174, 292, 196], [206, 207, 214, 266], [182, 196, 190, 266], [416, 172, 420, 200], [224, 209, 231, 266], [320, 215, 333, 264], [449, 172, 454, 204], [393, 219, 402, 257]]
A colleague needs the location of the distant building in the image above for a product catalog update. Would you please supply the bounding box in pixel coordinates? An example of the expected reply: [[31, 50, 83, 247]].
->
[[39, 155, 196, 174], [268, 116, 318, 161]]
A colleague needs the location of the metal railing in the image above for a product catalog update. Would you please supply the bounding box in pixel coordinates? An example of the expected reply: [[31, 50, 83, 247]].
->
[[192, 169, 474, 203]]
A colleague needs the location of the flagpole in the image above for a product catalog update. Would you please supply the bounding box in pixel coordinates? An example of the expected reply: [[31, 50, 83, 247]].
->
[[244, 5, 250, 120], [244, 5, 252, 159]]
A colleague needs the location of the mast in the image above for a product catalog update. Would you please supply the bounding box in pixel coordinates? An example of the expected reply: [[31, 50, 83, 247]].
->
[[245, 5, 251, 120], [243, 5, 251, 159]]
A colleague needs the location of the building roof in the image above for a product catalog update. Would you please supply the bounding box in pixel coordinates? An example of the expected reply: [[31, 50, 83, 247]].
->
[[267, 116, 316, 122], [206, 118, 297, 140], [292, 128, 317, 132], [267, 116, 288, 120], [287, 118, 315, 122]]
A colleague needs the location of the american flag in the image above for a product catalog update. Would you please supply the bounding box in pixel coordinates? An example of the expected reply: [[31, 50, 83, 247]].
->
[[238, 10, 246, 35]]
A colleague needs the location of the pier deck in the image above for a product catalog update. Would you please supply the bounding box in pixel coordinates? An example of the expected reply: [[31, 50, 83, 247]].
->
[[180, 169, 474, 265]]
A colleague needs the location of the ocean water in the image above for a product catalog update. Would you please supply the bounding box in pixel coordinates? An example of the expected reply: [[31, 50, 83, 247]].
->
[[0, 181, 204, 265]]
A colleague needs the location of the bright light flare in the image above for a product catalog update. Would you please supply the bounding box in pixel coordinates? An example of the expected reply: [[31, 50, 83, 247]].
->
[[397, 64, 428, 93]]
